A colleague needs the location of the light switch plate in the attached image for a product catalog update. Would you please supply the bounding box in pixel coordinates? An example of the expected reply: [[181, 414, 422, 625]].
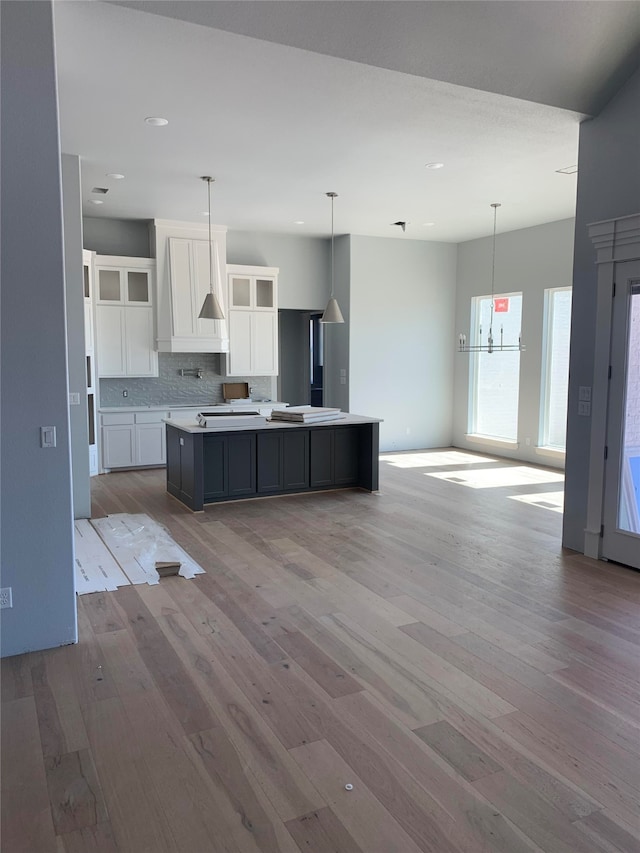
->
[[578, 386, 592, 402], [69, 392, 81, 405], [578, 401, 591, 417], [40, 426, 57, 448]]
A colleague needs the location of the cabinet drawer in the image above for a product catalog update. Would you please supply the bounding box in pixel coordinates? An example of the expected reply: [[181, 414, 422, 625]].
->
[[135, 411, 168, 424], [101, 412, 134, 426]]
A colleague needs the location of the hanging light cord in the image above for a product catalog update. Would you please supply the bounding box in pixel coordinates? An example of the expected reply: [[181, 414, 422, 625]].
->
[[330, 193, 335, 297], [490, 202, 499, 338], [208, 177, 213, 294]]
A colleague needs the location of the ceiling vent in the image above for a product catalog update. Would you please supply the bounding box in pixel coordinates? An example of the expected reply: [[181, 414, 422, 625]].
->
[[91, 186, 109, 194]]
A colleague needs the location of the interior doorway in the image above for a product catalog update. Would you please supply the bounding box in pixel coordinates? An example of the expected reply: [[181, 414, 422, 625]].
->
[[278, 309, 324, 407]]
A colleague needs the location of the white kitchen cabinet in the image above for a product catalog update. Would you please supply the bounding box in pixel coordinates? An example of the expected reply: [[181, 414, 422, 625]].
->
[[101, 410, 168, 469], [94, 256, 158, 378], [101, 416, 136, 469], [135, 422, 166, 466], [226, 264, 279, 376], [151, 220, 228, 353]]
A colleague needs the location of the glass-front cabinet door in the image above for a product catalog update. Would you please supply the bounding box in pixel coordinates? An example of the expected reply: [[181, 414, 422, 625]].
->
[[230, 276, 251, 308], [126, 270, 150, 304], [255, 278, 275, 309], [97, 268, 122, 302], [96, 267, 151, 304]]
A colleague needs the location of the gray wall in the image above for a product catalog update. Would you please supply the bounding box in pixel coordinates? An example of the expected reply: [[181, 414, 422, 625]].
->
[[227, 231, 328, 310], [63, 155, 91, 517], [563, 68, 640, 551], [1, 1, 77, 657], [83, 216, 150, 257], [323, 235, 351, 412], [453, 218, 575, 466], [348, 235, 458, 450]]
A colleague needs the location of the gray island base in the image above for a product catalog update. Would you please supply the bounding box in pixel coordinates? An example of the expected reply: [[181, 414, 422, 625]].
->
[[165, 414, 381, 512]]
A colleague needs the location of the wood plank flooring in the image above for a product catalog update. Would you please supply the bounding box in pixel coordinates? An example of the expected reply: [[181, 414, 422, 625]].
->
[[2, 448, 640, 852]]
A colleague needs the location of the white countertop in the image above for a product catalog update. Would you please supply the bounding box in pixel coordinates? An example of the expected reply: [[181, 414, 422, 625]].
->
[[99, 401, 286, 413], [165, 413, 382, 433]]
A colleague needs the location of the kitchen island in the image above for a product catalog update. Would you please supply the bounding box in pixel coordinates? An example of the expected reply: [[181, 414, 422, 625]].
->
[[165, 414, 381, 511]]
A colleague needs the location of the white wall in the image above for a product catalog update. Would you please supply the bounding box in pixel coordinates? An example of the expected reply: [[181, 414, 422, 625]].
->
[[564, 68, 640, 552], [1, 0, 77, 657], [348, 235, 457, 451], [452, 218, 575, 467]]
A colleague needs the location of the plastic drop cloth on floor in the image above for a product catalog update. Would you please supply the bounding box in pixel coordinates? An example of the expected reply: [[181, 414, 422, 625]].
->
[[90, 513, 205, 586]]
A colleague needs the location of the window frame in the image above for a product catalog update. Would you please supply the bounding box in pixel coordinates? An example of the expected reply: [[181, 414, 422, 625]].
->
[[539, 286, 572, 454], [467, 289, 523, 444]]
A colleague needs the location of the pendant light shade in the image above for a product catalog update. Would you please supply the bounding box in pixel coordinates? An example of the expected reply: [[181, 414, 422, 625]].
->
[[198, 176, 225, 320], [320, 191, 345, 324], [321, 297, 344, 324]]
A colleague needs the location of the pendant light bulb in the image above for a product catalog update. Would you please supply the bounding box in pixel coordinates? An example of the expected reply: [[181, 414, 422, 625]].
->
[[320, 191, 345, 324], [198, 176, 225, 320]]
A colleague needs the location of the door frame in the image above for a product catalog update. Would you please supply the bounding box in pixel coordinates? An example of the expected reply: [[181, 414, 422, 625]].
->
[[585, 213, 640, 562]]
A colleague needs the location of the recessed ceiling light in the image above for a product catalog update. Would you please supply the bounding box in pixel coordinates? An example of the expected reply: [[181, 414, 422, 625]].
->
[[423, 222, 435, 227], [425, 162, 444, 170], [144, 116, 168, 126], [294, 220, 305, 225], [202, 211, 210, 216], [106, 173, 125, 180], [556, 165, 578, 174], [89, 199, 104, 205]]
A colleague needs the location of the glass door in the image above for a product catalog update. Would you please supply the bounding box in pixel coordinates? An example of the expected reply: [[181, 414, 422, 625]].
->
[[602, 266, 640, 568]]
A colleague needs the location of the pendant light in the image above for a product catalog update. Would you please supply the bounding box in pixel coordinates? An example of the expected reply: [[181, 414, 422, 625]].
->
[[458, 202, 524, 353], [320, 191, 345, 324], [198, 176, 225, 320]]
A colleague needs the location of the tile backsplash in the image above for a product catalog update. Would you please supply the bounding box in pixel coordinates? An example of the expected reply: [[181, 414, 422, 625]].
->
[[99, 353, 274, 407]]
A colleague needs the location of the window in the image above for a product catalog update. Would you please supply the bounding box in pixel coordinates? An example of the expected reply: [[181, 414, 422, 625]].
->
[[469, 292, 523, 441], [540, 287, 572, 450]]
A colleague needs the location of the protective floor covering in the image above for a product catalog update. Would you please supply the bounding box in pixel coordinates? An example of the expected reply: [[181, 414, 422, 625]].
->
[[74, 513, 205, 594]]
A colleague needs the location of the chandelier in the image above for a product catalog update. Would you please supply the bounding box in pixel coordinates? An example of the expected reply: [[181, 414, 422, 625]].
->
[[458, 203, 524, 353]]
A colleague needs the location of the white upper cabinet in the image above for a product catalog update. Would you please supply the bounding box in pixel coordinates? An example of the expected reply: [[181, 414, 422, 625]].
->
[[94, 255, 158, 378], [151, 219, 228, 353], [226, 264, 279, 376]]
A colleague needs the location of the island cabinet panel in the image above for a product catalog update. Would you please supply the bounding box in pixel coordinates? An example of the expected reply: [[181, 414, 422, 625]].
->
[[257, 430, 309, 494], [203, 434, 256, 501], [167, 428, 203, 510], [310, 429, 334, 487], [309, 427, 359, 488], [334, 427, 360, 485]]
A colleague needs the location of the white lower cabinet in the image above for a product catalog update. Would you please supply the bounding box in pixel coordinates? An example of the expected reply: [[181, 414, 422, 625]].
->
[[101, 411, 168, 469]]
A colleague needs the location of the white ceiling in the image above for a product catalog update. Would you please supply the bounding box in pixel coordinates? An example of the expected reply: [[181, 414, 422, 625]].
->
[[53, 1, 640, 242]]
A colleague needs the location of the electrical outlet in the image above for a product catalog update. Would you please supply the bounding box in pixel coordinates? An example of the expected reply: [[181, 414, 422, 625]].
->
[[0, 587, 13, 609], [122, 389, 128, 398]]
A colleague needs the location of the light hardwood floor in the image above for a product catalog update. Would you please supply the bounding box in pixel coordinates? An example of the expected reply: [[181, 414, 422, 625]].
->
[[2, 449, 640, 852]]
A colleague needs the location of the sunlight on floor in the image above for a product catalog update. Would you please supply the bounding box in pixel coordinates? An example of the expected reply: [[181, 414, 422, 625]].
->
[[509, 490, 565, 513], [379, 450, 498, 468], [427, 465, 564, 489]]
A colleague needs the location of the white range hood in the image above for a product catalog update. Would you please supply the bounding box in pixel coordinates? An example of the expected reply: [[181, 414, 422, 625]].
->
[[151, 219, 229, 353]]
